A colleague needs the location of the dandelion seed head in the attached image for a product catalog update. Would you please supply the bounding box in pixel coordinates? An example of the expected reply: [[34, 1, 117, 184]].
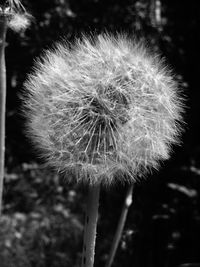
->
[[23, 33, 184, 185]]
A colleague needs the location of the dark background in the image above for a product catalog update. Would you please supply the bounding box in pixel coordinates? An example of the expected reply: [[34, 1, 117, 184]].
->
[[1, 0, 200, 267]]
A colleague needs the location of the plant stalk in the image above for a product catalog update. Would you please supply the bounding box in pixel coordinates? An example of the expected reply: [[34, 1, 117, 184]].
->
[[0, 14, 8, 216], [105, 184, 134, 267], [81, 184, 101, 267]]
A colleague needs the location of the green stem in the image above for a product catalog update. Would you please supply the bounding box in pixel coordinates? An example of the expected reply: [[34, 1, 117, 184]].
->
[[105, 184, 134, 267], [81, 184, 100, 267], [0, 14, 8, 216]]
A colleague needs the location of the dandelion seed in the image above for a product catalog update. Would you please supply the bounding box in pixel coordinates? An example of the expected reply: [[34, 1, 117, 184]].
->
[[23, 33, 184, 186], [0, 0, 31, 32], [8, 12, 31, 31]]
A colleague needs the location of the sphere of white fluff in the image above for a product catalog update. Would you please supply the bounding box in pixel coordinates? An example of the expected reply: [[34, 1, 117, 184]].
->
[[23, 33, 184, 186]]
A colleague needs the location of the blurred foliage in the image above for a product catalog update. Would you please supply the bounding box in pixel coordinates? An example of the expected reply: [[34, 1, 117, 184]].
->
[[2, 163, 83, 267], [1, 0, 200, 266]]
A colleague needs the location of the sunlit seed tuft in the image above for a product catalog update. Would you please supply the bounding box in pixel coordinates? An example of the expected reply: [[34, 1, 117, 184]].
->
[[0, 0, 31, 31], [8, 12, 31, 31]]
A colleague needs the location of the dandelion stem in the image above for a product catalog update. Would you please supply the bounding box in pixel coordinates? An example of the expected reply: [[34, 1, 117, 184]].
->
[[0, 14, 7, 216], [105, 184, 134, 267], [81, 183, 100, 267]]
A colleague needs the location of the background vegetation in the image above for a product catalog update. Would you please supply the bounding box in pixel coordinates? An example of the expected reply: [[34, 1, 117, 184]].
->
[[2, 0, 200, 266]]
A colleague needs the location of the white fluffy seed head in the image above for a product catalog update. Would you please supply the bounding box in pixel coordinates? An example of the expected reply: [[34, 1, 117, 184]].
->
[[23, 33, 184, 186]]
